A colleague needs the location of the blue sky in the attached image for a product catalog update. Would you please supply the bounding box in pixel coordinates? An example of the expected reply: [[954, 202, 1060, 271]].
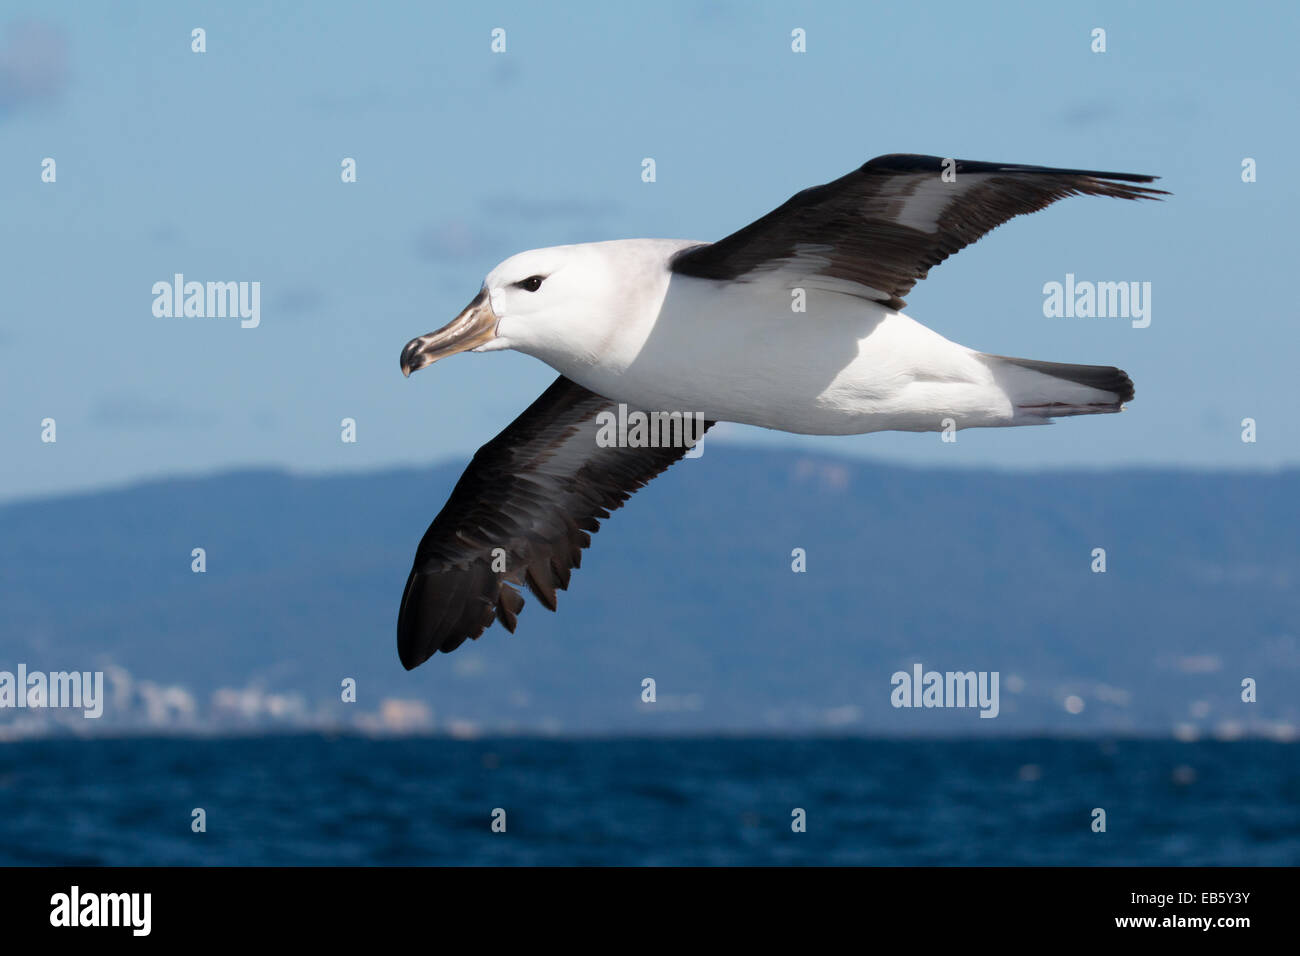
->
[[3, 0, 1297, 502]]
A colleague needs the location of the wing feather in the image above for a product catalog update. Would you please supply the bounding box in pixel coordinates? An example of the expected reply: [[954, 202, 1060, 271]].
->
[[671, 153, 1166, 308], [397, 375, 712, 669]]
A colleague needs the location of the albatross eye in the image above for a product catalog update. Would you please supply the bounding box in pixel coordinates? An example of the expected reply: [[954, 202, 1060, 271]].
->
[[515, 275, 545, 292]]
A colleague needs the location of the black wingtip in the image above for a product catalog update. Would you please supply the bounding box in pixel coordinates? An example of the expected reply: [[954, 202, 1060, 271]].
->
[[396, 621, 424, 670], [864, 153, 1164, 187], [396, 589, 432, 670], [396, 574, 424, 669]]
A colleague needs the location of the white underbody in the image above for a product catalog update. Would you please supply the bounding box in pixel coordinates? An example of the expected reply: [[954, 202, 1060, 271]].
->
[[488, 239, 1119, 436]]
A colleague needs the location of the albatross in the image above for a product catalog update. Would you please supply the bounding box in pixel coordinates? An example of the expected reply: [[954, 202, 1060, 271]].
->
[[397, 153, 1164, 669]]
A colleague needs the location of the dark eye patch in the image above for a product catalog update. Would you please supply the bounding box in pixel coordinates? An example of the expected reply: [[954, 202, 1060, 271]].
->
[[514, 275, 545, 292]]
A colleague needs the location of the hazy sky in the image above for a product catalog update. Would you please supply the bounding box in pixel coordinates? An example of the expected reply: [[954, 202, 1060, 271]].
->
[[3, 0, 1297, 502]]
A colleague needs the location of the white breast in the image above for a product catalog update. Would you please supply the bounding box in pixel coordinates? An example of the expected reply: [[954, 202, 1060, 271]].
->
[[544, 270, 1010, 436]]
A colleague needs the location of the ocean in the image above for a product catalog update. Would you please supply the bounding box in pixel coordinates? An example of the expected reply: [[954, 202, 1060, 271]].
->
[[1, 736, 1296, 866]]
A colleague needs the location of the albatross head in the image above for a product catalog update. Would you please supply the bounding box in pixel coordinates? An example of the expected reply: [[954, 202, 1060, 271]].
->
[[400, 239, 697, 377], [399, 243, 628, 377]]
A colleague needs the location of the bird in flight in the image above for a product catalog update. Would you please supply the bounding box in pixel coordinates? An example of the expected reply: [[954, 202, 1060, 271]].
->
[[397, 153, 1164, 669]]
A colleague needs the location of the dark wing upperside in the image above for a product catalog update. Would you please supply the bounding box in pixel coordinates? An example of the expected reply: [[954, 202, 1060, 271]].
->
[[670, 153, 1167, 309], [397, 374, 712, 669]]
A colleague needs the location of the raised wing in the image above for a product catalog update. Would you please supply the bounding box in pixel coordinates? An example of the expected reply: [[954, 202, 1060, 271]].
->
[[670, 153, 1166, 309], [397, 375, 712, 669]]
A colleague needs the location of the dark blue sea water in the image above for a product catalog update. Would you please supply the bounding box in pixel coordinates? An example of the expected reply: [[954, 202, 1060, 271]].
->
[[1, 736, 1296, 865]]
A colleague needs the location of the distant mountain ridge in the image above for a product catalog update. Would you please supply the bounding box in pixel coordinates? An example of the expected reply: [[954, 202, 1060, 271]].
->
[[1, 448, 1297, 737]]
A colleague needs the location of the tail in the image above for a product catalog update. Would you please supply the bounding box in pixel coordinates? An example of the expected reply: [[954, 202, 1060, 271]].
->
[[981, 353, 1134, 422]]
